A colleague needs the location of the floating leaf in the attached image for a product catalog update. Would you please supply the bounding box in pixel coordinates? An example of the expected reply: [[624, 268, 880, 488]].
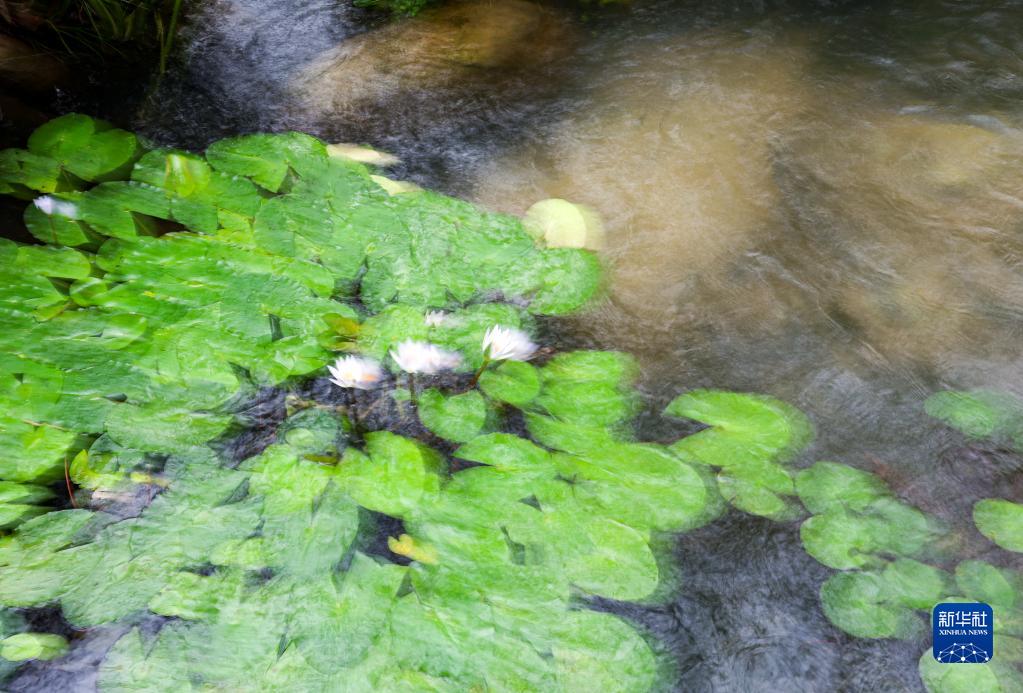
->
[[523, 198, 605, 250], [795, 461, 891, 515], [27, 113, 140, 182], [418, 389, 488, 443], [800, 498, 941, 570], [528, 248, 603, 315], [955, 560, 1023, 615], [974, 499, 1023, 552], [0, 149, 72, 197], [668, 390, 813, 520], [14, 245, 91, 279], [919, 633, 1023, 693], [328, 143, 400, 167], [925, 390, 1023, 442], [479, 360, 541, 407], [23, 193, 96, 246], [276, 407, 346, 456], [820, 569, 926, 639], [667, 390, 812, 463], [104, 404, 232, 453], [0, 418, 78, 483], [0, 632, 68, 661], [336, 433, 443, 516], [370, 174, 421, 195], [206, 132, 327, 192]]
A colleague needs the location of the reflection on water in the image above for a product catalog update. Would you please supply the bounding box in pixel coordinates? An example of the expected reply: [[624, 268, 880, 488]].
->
[[29, 0, 1023, 691]]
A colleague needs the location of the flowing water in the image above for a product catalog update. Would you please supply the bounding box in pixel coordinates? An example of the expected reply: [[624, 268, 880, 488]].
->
[[14, 0, 1023, 689]]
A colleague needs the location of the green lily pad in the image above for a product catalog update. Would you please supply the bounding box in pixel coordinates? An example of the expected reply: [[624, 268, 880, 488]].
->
[[795, 461, 891, 515], [925, 390, 1023, 442], [479, 360, 542, 407], [23, 193, 96, 246], [800, 498, 942, 570], [0, 418, 78, 483], [27, 113, 141, 182], [104, 403, 233, 453], [0, 632, 68, 661], [955, 561, 1023, 614], [205, 132, 327, 192], [667, 390, 813, 520], [14, 245, 92, 279], [819, 559, 949, 640], [0, 149, 73, 196], [418, 389, 488, 443], [667, 390, 813, 464], [974, 499, 1023, 552], [337, 433, 443, 516], [919, 639, 1023, 693]]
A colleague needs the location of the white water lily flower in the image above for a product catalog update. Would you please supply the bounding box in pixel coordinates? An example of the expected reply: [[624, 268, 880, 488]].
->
[[482, 325, 537, 362], [424, 311, 449, 327], [33, 195, 79, 219], [327, 355, 384, 390], [390, 340, 462, 374]]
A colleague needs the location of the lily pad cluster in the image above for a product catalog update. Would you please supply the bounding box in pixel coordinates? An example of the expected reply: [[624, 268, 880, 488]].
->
[[782, 392, 1023, 692], [926, 390, 1023, 554], [666, 391, 813, 520], [796, 463, 1023, 691], [0, 114, 600, 528], [0, 114, 827, 690], [0, 373, 778, 690], [920, 390, 1023, 690], [794, 461, 947, 639], [0, 346, 818, 688], [916, 562, 1023, 692]]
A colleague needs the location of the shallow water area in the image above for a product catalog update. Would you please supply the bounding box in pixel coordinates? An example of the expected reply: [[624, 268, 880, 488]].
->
[[470, 5, 1023, 683], [5, 0, 1023, 691]]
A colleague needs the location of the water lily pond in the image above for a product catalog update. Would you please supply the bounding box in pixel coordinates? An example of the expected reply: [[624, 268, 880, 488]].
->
[[2, 1, 1023, 692]]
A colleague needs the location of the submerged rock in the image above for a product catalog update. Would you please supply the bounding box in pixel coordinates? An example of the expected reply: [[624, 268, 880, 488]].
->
[[471, 18, 1023, 382], [0, 35, 65, 148], [0, 34, 67, 92], [776, 112, 1023, 370], [291, 0, 576, 123], [472, 27, 814, 349]]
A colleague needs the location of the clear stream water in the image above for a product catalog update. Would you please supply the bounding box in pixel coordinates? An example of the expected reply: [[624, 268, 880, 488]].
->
[[17, 0, 1023, 690]]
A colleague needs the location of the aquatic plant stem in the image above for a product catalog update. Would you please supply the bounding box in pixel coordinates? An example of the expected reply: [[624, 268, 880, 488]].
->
[[347, 389, 362, 442], [409, 373, 418, 407], [63, 455, 77, 508], [469, 356, 492, 388]]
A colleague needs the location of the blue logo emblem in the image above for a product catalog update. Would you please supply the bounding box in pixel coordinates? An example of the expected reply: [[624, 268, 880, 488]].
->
[[932, 603, 993, 663]]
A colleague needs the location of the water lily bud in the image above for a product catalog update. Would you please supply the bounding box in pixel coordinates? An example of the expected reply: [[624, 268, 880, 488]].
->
[[482, 325, 537, 362], [390, 340, 462, 374], [327, 143, 400, 167], [523, 198, 605, 251], [327, 355, 385, 390]]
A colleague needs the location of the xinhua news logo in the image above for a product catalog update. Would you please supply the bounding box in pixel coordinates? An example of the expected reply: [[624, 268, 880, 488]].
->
[[932, 603, 993, 664]]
